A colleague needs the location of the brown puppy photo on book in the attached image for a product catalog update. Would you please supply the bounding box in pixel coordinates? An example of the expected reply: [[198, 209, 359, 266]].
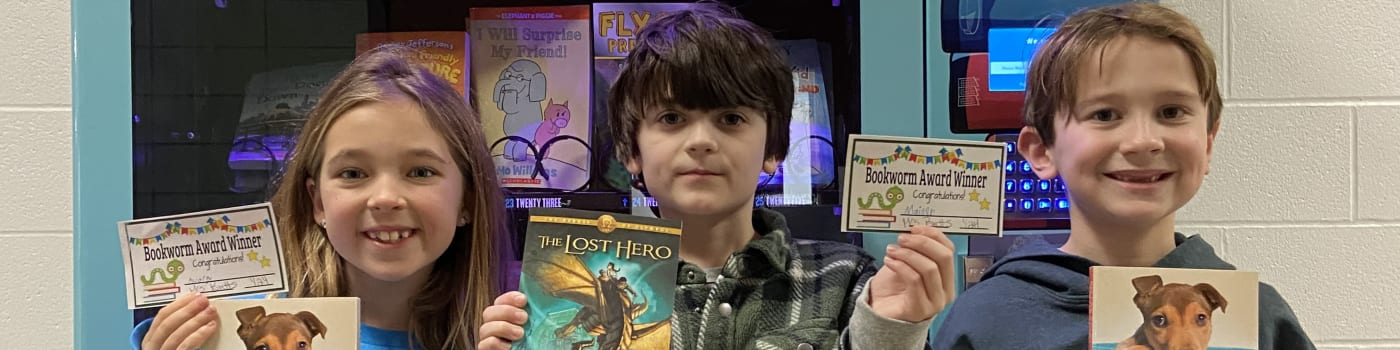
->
[[1090, 266, 1258, 350], [1116, 275, 1228, 350], [203, 297, 360, 350], [235, 306, 327, 350]]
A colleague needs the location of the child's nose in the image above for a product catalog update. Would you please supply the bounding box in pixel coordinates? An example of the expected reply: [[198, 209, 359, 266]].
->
[[1120, 118, 1165, 155], [367, 183, 407, 212], [684, 125, 718, 154]]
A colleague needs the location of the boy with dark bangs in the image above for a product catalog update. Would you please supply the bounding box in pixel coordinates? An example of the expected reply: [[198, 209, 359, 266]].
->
[[479, 3, 957, 350]]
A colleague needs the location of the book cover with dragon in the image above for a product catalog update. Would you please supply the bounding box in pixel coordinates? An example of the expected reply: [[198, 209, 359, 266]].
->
[[469, 6, 592, 191], [355, 31, 470, 97], [514, 208, 681, 350]]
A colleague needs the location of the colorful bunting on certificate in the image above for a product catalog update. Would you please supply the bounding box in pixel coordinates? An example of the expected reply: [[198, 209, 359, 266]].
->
[[850, 146, 1002, 170], [127, 217, 274, 246]]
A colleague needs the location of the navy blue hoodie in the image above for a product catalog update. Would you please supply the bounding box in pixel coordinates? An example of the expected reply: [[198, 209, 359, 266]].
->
[[931, 233, 1315, 350]]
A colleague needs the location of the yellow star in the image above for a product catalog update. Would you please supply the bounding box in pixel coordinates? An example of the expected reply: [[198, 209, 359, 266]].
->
[[968, 190, 981, 202], [247, 251, 259, 261], [260, 257, 271, 268], [979, 198, 991, 210]]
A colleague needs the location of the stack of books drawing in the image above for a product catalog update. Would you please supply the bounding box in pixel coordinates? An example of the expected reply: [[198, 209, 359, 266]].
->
[[856, 208, 896, 228], [143, 283, 180, 301]]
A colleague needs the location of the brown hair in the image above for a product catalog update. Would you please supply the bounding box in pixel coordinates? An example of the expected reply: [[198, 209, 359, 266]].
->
[[268, 44, 508, 349], [608, 2, 794, 163], [1023, 2, 1221, 145]]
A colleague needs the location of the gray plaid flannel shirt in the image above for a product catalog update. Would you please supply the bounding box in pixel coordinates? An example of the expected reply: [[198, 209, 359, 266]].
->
[[669, 208, 877, 350]]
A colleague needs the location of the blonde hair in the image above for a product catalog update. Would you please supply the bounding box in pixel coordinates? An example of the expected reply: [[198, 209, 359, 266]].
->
[[269, 44, 508, 349], [1023, 2, 1221, 145]]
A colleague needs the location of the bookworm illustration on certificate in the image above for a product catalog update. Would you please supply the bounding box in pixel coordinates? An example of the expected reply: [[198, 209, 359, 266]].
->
[[841, 134, 1006, 236], [118, 203, 288, 309]]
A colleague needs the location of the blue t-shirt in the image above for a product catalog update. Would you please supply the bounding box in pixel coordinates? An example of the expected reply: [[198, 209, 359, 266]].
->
[[360, 323, 415, 350]]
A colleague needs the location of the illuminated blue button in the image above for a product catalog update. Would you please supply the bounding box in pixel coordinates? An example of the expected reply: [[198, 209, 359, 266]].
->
[[1055, 198, 1070, 210], [1020, 199, 1034, 212], [1021, 161, 1033, 174], [1037, 198, 1052, 211], [1038, 180, 1051, 192], [1005, 161, 1017, 175], [1053, 178, 1065, 193], [1020, 180, 1034, 193], [1006, 142, 1016, 155], [1005, 180, 1017, 193], [1004, 199, 1016, 212]]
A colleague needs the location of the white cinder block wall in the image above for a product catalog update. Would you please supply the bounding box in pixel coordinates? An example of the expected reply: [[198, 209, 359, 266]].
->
[[0, 0, 74, 349], [0, 0, 1393, 348], [1165, 0, 1400, 348]]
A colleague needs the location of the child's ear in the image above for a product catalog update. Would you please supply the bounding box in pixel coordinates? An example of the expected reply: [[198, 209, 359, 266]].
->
[[1018, 126, 1058, 180], [624, 155, 641, 175], [306, 178, 325, 226], [762, 156, 779, 175], [458, 191, 473, 227], [1205, 121, 1219, 175]]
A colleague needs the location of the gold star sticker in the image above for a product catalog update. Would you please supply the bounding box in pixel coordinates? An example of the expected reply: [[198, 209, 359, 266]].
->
[[247, 251, 259, 261], [968, 190, 981, 202], [979, 198, 991, 210], [260, 257, 271, 268]]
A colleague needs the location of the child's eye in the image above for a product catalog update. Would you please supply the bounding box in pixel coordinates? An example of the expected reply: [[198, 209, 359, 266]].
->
[[720, 113, 747, 126], [1090, 109, 1118, 122], [408, 167, 438, 178], [658, 112, 683, 125], [1159, 106, 1187, 119], [336, 169, 365, 179]]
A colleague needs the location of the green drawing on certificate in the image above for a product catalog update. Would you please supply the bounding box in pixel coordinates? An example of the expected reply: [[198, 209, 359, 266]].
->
[[140, 259, 185, 286], [857, 186, 905, 210]]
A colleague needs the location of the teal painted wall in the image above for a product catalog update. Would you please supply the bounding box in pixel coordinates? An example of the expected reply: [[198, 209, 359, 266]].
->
[[73, 0, 135, 347]]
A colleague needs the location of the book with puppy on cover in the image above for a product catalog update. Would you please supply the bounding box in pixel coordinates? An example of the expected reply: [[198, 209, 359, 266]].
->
[[203, 297, 360, 350], [1089, 266, 1258, 350], [514, 208, 681, 350]]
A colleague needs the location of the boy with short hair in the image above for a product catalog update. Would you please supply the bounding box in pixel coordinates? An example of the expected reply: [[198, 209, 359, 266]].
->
[[931, 3, 1314, 349], [478, 3, 957, 350]]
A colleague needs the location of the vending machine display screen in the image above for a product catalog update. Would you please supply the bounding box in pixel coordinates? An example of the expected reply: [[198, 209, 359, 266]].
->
[[987, 27, 1054, 92], [941, 0, 1141, 53]]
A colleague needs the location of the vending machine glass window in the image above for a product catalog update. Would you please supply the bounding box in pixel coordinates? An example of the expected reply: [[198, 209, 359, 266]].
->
[[131, 0, 863, 323]]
